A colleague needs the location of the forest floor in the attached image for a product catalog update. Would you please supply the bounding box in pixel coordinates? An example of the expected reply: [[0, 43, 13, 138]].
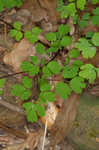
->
[[0, 0, 99, 150]]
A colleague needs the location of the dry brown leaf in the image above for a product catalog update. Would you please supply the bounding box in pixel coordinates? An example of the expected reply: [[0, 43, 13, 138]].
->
[[40, 102, 59, 129], [96, 137, 99, 143], [3, 39, 36, 72]]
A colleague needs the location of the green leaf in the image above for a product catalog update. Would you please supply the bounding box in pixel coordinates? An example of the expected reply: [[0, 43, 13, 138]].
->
[[82, 13, 90, 20], [30, 56, 38, 65], [9, 29, 17, 37], [95, 68, 99, 77], [15, 0, 22, 8], [60, 36, 72, 47], [29, 65, 39, 76], [42, 66, 52, 77], [86, 32, 94, 38], [27, 108, 37, 122], [40, 82, 51, 92], [79, 64, 96, 83], [0, 79, 6, 88], [69, 49, 80, 58], [56, 82, 71, 99], [0, 90, 3, 95], [92, 7, 99, 15], [13, 22, 22, 30], [32, 27, 42, 35], [91, 16, 99, 27], [0, 0, 4, 12], [40, 91, 55, 102], [22, 76, 32, 89], [21, 89, 31, 100], [11, 84, 25, 97], [15, 31, 23, 41], [77, 0, 86, 10], [46, 47, 58, 54], [75, 38, 90, 50], [65, 57, 69, 65], [20, 61, 33, 72], [21, 61, 39, 76], [40, 58, 46, 66], [62, 65, 78, 78], [91, 32, 99, 46], [35, 103, 45, 117], [51, 41, 61, 49], [47, 61, 61, 74], [24, 31, 38, 44], [63, 3, 76, 17], [75, 38, 96, 58], [91, 0, 99, 4], [45, 32, 56, 42], [57, 24, 70, 39], [3, 0, 16, 8], [70, 76, 86, 93], [72, 60, 83, 68], [78, 20, 88, 29], [23, 102, 38, 122], [82, 46, 96, 59], [35, 43, 45, 54]]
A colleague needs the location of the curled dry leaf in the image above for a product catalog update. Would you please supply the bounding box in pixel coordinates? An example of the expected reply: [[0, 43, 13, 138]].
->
[[3, 39, 36, 72], [40, 102, 59, 129]]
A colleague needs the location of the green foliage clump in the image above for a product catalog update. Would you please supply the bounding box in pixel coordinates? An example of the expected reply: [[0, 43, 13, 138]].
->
[[6, 0, 99, 123], [9, 22, 23, 41], [68, 49, 80, 58], [45, 24, 72, 55], [23, 102, 45, 122], [56, 82, 71, 99], [91, 7, 99, 27], [77, 0, 86, 10], [78, 13, 90, 29], [57, 1, 76, 18], [11, 76, 32, 100], [91, 32, 99, 46], [79, 64, 96, 83], [57, 0, 88, 19], [62, 65, 79, 79], [70, 76, 86, 93], [24, 27, 42, 44], [75, 38, 96, 59], [91, 0, 99, 4], [0, 0, 22, 12]]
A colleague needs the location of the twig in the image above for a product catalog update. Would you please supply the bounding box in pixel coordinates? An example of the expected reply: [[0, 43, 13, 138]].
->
[[0, 97, 25, 115], [0, 71, 24, 79], [0, 18, 50, 46], [0, 120, 27, 139]]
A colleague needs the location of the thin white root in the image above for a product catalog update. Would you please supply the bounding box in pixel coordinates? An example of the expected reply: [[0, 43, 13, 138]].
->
[[41, 112, 48, 150]]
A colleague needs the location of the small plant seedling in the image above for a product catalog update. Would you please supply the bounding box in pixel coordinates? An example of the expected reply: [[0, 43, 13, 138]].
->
[[2, 0, 99, 123]]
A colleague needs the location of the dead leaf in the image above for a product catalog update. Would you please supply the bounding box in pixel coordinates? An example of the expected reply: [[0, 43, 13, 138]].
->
[[3, 39, 36, 72], [96, 137, 99, 143]]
